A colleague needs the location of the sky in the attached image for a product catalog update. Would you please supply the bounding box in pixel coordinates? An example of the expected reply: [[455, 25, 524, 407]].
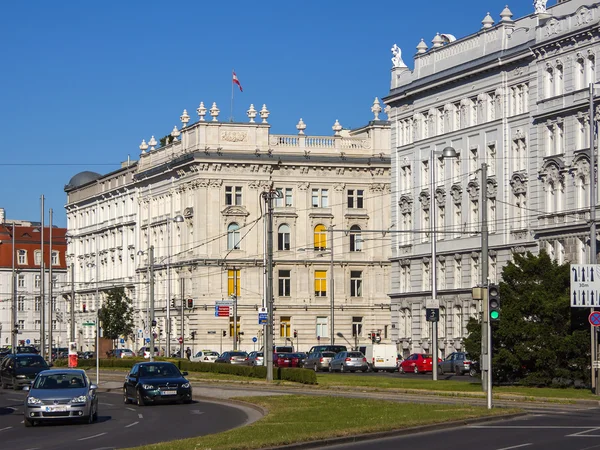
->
[[0, 0, 537, 227]]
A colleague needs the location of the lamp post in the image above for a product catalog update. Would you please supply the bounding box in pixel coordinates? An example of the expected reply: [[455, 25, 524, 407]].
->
[[166, 215, 184, 358], [589, 82, 599, 394], [11, 221, 16, 353], [430, 146, 458, 381]]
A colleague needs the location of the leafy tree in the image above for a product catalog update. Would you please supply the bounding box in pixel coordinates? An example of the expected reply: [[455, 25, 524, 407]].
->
[[159, 135, 175, 147], [463, 250, 590, 387], [98, 287, 135, 344]]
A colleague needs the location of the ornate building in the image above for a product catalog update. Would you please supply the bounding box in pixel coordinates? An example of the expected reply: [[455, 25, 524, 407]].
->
[[385, 0, 598, 357], [64, 100, 392, 354]]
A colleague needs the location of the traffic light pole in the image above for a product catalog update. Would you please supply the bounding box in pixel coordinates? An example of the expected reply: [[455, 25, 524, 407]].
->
[[149, 246, 155, 362], [180, 278, 185, 359], [481, 162, 489, 396]]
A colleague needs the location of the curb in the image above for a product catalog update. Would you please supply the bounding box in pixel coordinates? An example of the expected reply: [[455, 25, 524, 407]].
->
[[262, 412, 527, 450]]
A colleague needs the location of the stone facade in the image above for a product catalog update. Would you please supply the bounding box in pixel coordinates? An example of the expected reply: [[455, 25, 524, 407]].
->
[[64, 101, 392, 354], [385, 0, 600, 357]]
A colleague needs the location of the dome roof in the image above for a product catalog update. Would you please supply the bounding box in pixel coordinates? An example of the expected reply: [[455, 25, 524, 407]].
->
[[65, 171, 102, 191]]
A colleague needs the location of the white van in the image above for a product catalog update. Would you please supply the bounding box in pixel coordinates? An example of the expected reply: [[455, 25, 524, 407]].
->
[[359, 344, 398, 372]]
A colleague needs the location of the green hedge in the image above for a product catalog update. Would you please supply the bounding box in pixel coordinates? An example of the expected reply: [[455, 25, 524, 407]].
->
[[52, 357, 317, 384]]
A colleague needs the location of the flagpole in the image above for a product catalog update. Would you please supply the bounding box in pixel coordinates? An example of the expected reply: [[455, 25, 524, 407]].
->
[[230, 69, 234, 122]]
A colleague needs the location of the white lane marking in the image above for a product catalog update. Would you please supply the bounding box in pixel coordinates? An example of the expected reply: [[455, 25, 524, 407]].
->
[[99, 402, 114, 406], [125, 407, 136, 412], [190, 409, 204, 415], [0, 427, 13, 432], [567, 427, 600, 437], [497, 445, 532, 450], [7, 398, 21, 401], [24, 448, 40, 450], [138, 413, 143, 419], [471, 426, 593, 429], [78, 432, 107, 441], [125, 421, 139, 428]]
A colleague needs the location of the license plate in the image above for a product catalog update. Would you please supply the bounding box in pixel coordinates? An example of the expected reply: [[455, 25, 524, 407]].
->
[[161, 390, 177, 395], [45, 406, 67, 412], [376, 358, 384, 362]]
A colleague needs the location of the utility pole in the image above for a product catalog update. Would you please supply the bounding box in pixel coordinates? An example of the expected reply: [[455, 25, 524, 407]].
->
[[149, 246, 155, 362], [48, 208, 53, 363], [262, 189, 277, 382], [481, 163, 491, 405], [11, 222, 16, 353], [233, 267, 238, 351], [180, 277, 185, 358], [329, 225, 335, 345], [40, 195, 45, 359], [589, 82, 598, 394], [70, 263, 75, 342]]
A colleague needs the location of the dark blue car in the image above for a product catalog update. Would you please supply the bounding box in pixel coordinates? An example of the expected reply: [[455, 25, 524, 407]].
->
[[123, 361, 192, 406]]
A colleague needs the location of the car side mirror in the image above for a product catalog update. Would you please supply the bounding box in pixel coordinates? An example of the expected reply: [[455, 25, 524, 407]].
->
[[90, 384, 98, 390], [181, 371, 188, 376], [23, 385, 30, 391]]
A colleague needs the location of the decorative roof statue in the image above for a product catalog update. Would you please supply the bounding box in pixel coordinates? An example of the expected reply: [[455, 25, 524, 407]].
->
[[390, 44, 407, 68], [533, 0, 547, 14]]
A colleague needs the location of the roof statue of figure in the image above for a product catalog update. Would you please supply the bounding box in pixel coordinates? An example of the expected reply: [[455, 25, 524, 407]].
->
[[533, 0, 547, 14], [391, 44, 407, 68]]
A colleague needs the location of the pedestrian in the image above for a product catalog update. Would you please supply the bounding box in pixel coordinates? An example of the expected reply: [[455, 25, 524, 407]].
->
[[185, 347, 192, 360]]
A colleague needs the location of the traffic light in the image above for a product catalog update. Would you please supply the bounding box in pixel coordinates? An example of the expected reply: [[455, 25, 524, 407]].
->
[[190, 331, 196, 340], [187, 298, 194, 308], [151, 320, 157, 327], [488, 283, 500, 321], [293, 330, 297, 338], [222, 330, 227, 337], [170, 299, 176, 308]]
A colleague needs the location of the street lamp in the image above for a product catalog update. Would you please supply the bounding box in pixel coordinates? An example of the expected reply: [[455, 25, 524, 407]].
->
[[166, 215, 184, 357], [138, 247, 156, 361], [430, 146, 458, 382]]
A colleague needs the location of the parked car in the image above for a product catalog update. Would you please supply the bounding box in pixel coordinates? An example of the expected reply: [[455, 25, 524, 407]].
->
[[294, 352, 308, 368], [247, 351, 264, 366], [1, 354, 50, 390], [399, 353, 441, 374], [16, 346, 39, 354], [304, 351, 336, 372], [51, 348, 69, 360], [307, 345, 347, 356], [78, 351, 96, 360], [190, 350, 219, 363], [215, 351, 248, 365], [329, 351, 368, 373], [439, 352, 473, 375], [274, 352, 302, 368], [110, 348, 135, 358], [0, 348, 10, 360], [123, 361, 192, 406], [23, 368, 98, 426], [137, 347, 160, 359], [358, 344, 398, 373]]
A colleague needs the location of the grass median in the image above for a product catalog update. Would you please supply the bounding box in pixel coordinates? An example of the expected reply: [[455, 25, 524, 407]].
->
[[125, 395, 519, 450]]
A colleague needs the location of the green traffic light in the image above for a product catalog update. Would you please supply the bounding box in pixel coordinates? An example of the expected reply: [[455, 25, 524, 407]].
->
[[490, 311, 499, 320]]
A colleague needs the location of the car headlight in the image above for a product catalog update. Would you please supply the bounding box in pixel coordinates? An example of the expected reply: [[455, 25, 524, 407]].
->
[[16, 375, 26, 379], [181, 382, 190, 389], [27, 397, 42, 405], [71, 395, 87, 403], [142, 384, 156, 390]]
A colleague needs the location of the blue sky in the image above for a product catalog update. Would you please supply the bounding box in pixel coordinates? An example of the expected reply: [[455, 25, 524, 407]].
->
[[0, 0, 536, 227]]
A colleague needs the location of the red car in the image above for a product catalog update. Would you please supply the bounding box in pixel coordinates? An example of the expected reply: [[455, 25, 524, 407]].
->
[[399, 353, 441, 374], [274, 352, 301, 368]]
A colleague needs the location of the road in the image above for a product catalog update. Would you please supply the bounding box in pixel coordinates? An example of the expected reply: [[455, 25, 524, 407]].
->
[[335, 370, 475, 382], [0, 388, 258, 450], [315, 407, 600, 450]]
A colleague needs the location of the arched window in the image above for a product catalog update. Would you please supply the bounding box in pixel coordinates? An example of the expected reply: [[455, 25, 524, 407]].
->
[[227, 223, 241, 250], [349, 225, 362, 252], [314, 224, 327, 250], [453, 305, 462, 338], [278, 224, 291, 251]]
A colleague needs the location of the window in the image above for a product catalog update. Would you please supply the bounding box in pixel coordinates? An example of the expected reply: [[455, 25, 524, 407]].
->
[[227, 269, 240, 297], [34, 320, 40, 330], [453, 305, 462, 338], [18, 250, 26, 265], [277, 224, 291, 251], [51, 251, 59, 266], [278, 270, 291, 297], [35, 296, 41, 312], [349, 225, 362, 252], [421, 308, 429, 338], [400, 165, 412, 192], [422, 261, 430, 292], [314, 225, 327, 250], [34, 251, 42, 265], [454, 259, 462, 289], [275, 187, 293, 207], [17, 320, 24, 330], [227, 223, 241, 250], [350, 271, 363, 297], [52, 320, 57, 330], [316, 316, 328, 338], [52, 275, 57, 289], [311, 188, 329, 208], [314, 270, 327, 297], [18, 274, 25, 288], [280, 316, 291, 338], [35, 274, 41, 288], [351, 316, 363, 337], [347, 189, 364, 209], [51, 296, 57, 311], [400, 263, 411, 293], [225, 186, 242, 206], [17, 296, 25, 311]]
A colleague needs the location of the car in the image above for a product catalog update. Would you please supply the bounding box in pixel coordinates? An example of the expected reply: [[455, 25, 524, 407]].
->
[[123, 361, 192, 406], [16, 346, 39, 354], [274, 345, 294, 353], [274, 352, 302, 368], [1, 354, 50, 390], [294, 352, 308, 368], [304, 351, 337, 372], [469, 360, 480, 377], [51, 348, 68, 360], [190, 350, 219, 363], [23, 369, 98, 426], [78, 351, 96, 360], [215, 351, 249, 365], [399, 353, 441, 374], [307, 345, 348, 356], [438, 352, 473, 375], [329, 351, 369, 373], [138, 346, 160, 359], [247, 351, 264, 366]]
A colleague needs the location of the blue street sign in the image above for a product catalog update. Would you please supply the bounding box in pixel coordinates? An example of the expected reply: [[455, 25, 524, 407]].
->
[[145, 337, 150, 343], [26, 339, 30, 344], [120, 338, 125, 344], [252, 337, 257, 343]]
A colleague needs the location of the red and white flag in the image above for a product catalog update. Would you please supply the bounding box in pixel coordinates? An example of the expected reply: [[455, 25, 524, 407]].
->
[[232, 70, 243, 92]]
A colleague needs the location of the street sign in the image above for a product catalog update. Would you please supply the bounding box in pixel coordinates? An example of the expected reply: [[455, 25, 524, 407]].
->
[[178, 337, 183, 344], [207, 331, 216, 335], [120, 338, 125, 344], [82, 321, 95, 326], [145, 338, 150, 343], [570, 264, 600, 307], [594, 361, 600, 369], [258, 307, 267, 325], [215, 306, 230, 317], [425, 299, 440, 309], [252, 337, 257, 343], [26, 339, 30, 344], [590, 311, 600, 327], [426, 308, 439, 322]]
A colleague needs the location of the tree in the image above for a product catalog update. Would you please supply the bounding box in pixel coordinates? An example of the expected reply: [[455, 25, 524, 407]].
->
[[463, 250, 590, 387], [98, 287, 135, 345]]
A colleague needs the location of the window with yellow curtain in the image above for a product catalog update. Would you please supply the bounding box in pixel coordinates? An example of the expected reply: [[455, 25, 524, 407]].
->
[[228, 269, 240, 296], [314, 224, 327, 250], [280, 316, 291, 337], [315, 270, 327, 297]]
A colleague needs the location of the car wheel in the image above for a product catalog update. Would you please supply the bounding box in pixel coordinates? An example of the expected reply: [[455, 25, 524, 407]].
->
[[455, 365, 462, 376], [1, 378, 7, 389], [438, 365, 444, 375], [24, 417, 33, 427], [92, 405, 98, 422], [136, 389, 146, 407], [399, 365, 405, 374], [340, 365, 345, 373], [123, 388, 131, 404], [313, 364, 318, 373], [413, 365, 419, 374], [328, 364, 333, 373], [469, 367, 478, 377]]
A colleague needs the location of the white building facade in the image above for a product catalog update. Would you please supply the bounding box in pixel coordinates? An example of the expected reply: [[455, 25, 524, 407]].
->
[[385, 0, 599, 357]]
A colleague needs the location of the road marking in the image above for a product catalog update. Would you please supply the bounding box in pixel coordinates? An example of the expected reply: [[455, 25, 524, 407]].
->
[[78, 432, 107, 441], [0, 427, 13, 432], [24, 447, 40, 450], [190, 409, 204, 415], [138, 413, 143, 419], [7, 398, 21, 401], [6, 407, 16, 411], [471, 426, 593, 429], [496, 444, 532, 450], [99, 402, 114, 406], [125, 421, 139, 428], [567, 427, 600, 437], [126, 407, 136, 411]]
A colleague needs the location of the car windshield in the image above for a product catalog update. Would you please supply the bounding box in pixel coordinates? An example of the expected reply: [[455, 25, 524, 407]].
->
[[139, 364, 180, 377], [17, 356, 47, 368], [34, 373, 86, 389], [321, 352, 336, 358], [229, 352, 247, 357]]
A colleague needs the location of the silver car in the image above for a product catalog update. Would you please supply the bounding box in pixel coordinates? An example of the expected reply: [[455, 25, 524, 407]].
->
[[247, 351, 264, 366], [23, 369, 98, 427], [215, 351, 249, 365], [305, 351, 336, 372], [329, 351, 368, 373]]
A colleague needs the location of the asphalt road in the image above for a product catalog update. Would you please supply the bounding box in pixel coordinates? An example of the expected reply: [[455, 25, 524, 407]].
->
[[337, 370, 475, 382], [315, 407, 600, 450], [0, 388, 256, 450]]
